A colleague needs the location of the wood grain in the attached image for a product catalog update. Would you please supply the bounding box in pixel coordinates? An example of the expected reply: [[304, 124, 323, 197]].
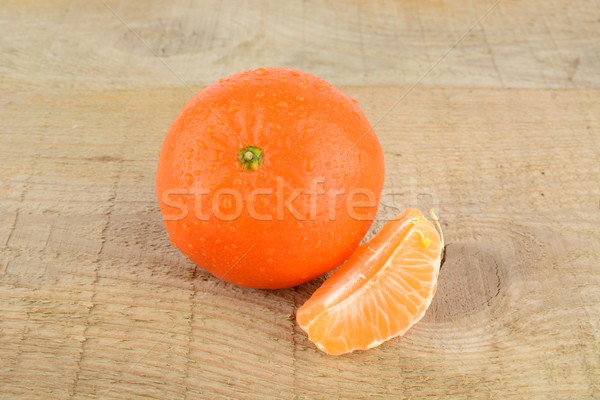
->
[[0, 0, 599, 90], [1, 0, 599, 399], [1, 86, 598, 399]]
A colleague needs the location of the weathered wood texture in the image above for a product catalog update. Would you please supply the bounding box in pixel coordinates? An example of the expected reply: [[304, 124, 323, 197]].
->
[[1, 0, 599, 90], [1, 1, 599, 399]]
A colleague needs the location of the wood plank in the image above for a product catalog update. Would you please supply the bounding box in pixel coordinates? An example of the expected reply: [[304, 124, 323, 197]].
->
[[0, 86, 598, 399], [0, 0, 599, 90]]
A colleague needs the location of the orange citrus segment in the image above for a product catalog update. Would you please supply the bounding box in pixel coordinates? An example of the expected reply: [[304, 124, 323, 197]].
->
[[296, 208, 443, 355]]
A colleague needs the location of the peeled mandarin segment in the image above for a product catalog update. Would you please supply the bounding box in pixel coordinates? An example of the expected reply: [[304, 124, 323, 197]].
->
[[296, 208, 443, 355]]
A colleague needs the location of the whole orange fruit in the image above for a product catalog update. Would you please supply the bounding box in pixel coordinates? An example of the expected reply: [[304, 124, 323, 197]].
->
[[156, 68, 384, 289]]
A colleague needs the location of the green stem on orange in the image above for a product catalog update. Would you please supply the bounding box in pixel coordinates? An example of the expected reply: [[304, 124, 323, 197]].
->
[[237, 145, 264, 171]]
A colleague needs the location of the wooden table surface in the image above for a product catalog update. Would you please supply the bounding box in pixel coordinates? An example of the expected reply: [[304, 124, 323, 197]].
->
[[1, 1, 599, 399]]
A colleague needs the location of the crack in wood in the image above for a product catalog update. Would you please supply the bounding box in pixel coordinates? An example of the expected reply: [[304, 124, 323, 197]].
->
[[183, 266, 198, 400], [70, 162, 121, 399], [487, 258, 502, 307], [4, 166, 32, 250], [4, 210, 20, 249], [290, 287, 298, 399]]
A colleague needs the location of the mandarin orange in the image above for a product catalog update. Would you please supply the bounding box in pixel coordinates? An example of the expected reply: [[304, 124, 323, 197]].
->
[[156, 68, 384, 289]]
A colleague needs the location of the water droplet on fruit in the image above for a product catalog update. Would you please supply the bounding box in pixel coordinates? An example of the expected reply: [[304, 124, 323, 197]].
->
[[314, 82, 326, 92], [185, 173, 193, 185], [254, 68, 268, 75], [341, 102, 348, 108], [186, 148, 194, 159], [268, 121, 281, 130], [291, 70, 300, 77], [196, 139, 208, 150], [296, 96, 304, 102], [199, 237, 205, 242], [215, 238, 221, 245], [305, 157, 315, 172], [206, 126, 215, 135], [228, 83, 238, 91], [315, 240, 322, 248], [276, 101, 288, 109], [228, 99, 240, 113], [267, 258, 274, 264], [209, 165, 217, 172], [301, 236, 308, 244], [280, 76, 288, 82], [351, 98, 358, 104], [255, 91, 265, 98]]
